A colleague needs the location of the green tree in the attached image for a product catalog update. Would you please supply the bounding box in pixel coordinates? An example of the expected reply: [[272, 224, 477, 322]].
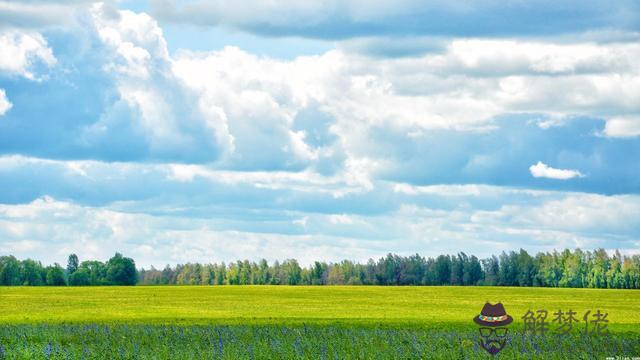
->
[[283, 259, 302, 285], [310, 261, 327, 285], [161, 265, 174, 285], [67, 254, 79, 275], [256, 259, 271, 285], [481, 256, 499, 286], [401, 254, 426, 285], [450, 253, 466, 285], [227, 262, 239, 285], [0, 256, 22, 286], [607, 251, 624, 289], [270, 261, 283, 285], [517, 249, 535, 287], [238, 260, 252, 285], [46, 264, 67, 286], [587, 249, 609, 288], [631, 255, 640, 289], [80, 260, 108, 285], [535, 252, 561, 287], [326, 264, 345, 285], [434, 255, 451, 285], [559, 249, 585, 288], [463, 255, 483, 285], [68, 269, 91, 286], [498, 251, 518, 286], [201, 264, 215, 285], [106, 253, 137, 285], [215, 263, 226, 285], [21, 259, 45, 286]]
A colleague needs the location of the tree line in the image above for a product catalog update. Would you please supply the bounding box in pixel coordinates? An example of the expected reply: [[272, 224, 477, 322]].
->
[[2, 249, 640, 288], [139, 248, 640, 289], [0, 253, 136, 286]]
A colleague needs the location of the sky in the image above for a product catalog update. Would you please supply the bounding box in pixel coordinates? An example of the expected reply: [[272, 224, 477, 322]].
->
[[0, 0, 639, 268]]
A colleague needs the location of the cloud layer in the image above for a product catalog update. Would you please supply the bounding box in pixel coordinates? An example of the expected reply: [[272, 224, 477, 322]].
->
[[150, 0, 640, 39], [0, 2, 638, 266]]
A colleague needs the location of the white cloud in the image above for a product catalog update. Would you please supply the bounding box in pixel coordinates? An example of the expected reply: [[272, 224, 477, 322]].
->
[[393, 183, 553, 197], [172, 38, 640, 174], [0, 1, 86, 29], [71, 5, 640, 175], [528, 194, 640, 233], [603, 116, 640, 138], [0, 195, 389, 267], [0, 166, 638, 267], [171, 46, 345, 168], [471, 193, 640, 234], [529, 161, 584, 180], [85, 3, 227, 160], [0, 88, 11, 115], [0, 30, 56, 80], [1, 4, 639, 268]]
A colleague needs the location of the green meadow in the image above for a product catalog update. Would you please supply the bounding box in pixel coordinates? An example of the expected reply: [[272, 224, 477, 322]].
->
[[1, 286, 639, 330], [1, 286, 639, 358]]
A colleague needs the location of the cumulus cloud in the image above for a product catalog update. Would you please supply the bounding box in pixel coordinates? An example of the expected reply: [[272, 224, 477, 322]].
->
[[2, 4, 639, 178], [1, 3, 640, 266], [0, 88, 11, 115], [80, 3, 229, 162], [170, 46, 346, 169], [1, 4, 639, 195], [168, 38, 640, 184], [529, 161, 584, 180], [0, 30, 56, 80], [176, 38, 640, 140]]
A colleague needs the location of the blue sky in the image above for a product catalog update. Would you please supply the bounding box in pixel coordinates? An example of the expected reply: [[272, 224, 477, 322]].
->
[[0, 0, 639, 267]]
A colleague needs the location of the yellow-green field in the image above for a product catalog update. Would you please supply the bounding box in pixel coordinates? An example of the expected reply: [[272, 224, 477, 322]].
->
[[1, 286, 639, 358], [1, 286, 639, 331]]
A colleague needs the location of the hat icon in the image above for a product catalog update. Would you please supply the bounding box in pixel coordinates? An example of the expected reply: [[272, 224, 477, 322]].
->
[[473, 302, 513, 327]]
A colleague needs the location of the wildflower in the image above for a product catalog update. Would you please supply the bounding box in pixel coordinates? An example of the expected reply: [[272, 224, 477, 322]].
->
[[44, 341, 52, 358]]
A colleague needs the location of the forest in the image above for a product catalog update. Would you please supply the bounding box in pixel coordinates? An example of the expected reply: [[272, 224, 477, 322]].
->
[[3, 248, 639, 288], [0, 253, 137, 286], [137, 248, 640, 288]]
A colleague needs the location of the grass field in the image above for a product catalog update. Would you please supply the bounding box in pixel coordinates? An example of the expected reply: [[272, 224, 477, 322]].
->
[[1, 286, 639, 358], [1, 286, 639, 330]]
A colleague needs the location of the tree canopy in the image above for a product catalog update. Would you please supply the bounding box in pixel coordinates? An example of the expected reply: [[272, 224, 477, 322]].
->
[[138, 249, 640, 289], [2, 249, 640, 289], [0, 253, 137, 286]]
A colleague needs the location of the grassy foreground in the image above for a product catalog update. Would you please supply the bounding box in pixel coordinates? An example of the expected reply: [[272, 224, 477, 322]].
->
[[1, 324, 638, 359], [0, 286, 639, 359]]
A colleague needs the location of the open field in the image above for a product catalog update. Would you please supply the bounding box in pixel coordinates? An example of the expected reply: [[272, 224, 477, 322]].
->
[[1, 286, 639, 331], [0, 286, 639, 359]]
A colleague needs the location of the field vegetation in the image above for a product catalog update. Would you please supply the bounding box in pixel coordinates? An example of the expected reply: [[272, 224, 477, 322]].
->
[[1, 275, 639, 358], [1, 286, 639, 330], [0, 286, 640, 359]]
